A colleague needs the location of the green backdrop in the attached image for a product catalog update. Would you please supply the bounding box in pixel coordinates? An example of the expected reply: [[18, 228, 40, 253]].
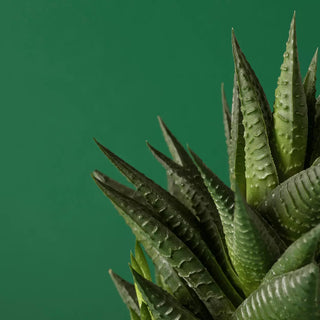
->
[[1, 1, 318, 319]]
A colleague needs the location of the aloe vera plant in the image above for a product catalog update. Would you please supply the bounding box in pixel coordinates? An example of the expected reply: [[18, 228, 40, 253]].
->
[[92, 12, 320, 320]]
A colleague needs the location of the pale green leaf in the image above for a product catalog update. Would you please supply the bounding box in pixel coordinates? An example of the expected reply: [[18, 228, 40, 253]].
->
[[232, 30, 279, 206], [135, 241, 152, 281], [140, 302, 152, 320], [273, 12, 308, 179], [231, 187, 281, 295], [229, 73, 246, 195], [131, 252, 144, 307]]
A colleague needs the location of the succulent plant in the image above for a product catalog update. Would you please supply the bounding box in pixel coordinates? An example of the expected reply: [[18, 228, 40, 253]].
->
[[92, 12, 320, 320]]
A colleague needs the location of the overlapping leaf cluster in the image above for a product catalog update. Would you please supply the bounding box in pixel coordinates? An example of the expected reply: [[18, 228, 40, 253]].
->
[[93, 13, 320, 320]]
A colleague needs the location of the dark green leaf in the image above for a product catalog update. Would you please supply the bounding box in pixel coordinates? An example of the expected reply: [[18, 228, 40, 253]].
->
[[92, 171, 210, 318], [94, 145, 243, 305], [109, 270, 140, 315], [94, 177, 235, 319], [157, 117, 199, 207], [146, 143, 229, 275], [131, 268, 200, 320], [157, 116, 197, 170]]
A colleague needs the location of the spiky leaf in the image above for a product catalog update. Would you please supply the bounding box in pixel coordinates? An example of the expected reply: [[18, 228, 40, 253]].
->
[[94, 178, 235, 319], [232, 31, 279, 206], [273, 12, 308, 179], [109, 270, 140, 315], [158, 117, 199, 206], [229, 73, 246, 194], [93, 171, 210, 318], [131, 268, 200, 320], [145, 143, 229, 269], [233, 263, 320, 320]]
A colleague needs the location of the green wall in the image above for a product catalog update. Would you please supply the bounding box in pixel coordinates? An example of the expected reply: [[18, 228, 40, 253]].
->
[[1, 1, 318, 319]]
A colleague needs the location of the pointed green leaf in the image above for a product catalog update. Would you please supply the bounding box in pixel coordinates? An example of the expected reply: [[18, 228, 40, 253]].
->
[[189, 148, 235, 240], [229, 73, 246, 195], [109, 270, 140, 315], [264, 224, 320, 281], [231, 33, 273, 137], [140, 302, 152, 320], [304, 48, 318, 166], [148, 247, 211, 320], [232, 31, 279, 206], [258, 163, 320, 241], [230, 187, 281, 295], [233, 263, 320, 320], [221, 82, 232, 156], [129, 308, 141, 320], [93, 148, 243, 305], [157, 117, 199, 207], [94, 140, 197, 230], [131, 268, 200, 320], [94, 178, 235, 319], [158, 117, 197, 170], [273, 13, 308, 180], [93, 169, 147, 205], [146, 143, 229, 271], [188, 148, 248, 294], [135, 241, 152, 281], [189, 148, 287, 257], [92, 173, 210, 319]]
